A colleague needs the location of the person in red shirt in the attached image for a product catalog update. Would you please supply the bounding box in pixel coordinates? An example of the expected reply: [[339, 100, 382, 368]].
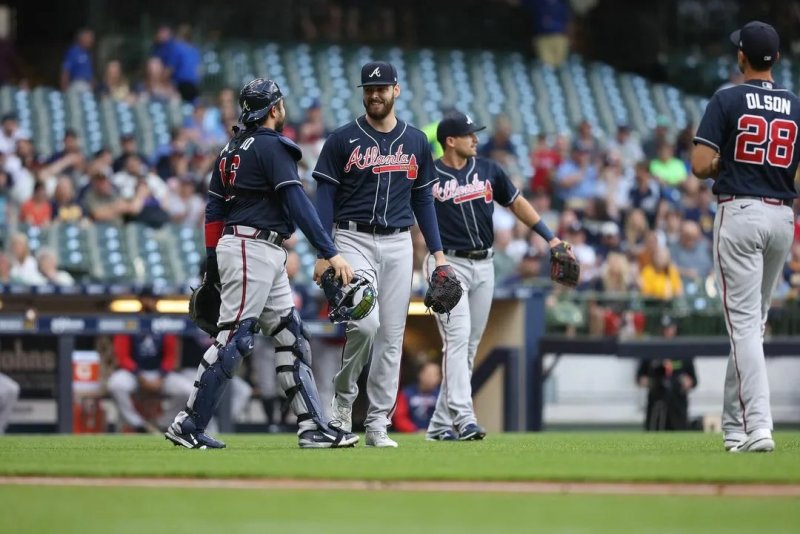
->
[[392, 361, 441, 434], [19, 181, 52, 227], [529, 134, 561, 194]]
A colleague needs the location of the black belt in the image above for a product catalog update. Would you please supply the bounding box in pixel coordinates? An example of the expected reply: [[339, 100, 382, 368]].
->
[[445, 249, 494, 260], [223, 225, 284, 246], [717, 195, 793, 207], [336, 221, 409, 235]]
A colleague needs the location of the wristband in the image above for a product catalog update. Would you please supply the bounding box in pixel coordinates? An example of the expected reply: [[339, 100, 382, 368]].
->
[[532, 220, 555, 242]]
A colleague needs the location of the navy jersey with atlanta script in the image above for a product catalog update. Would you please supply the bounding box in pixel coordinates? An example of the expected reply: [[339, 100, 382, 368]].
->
[[694, 79, 800, 199], [432, 157, 520, 250], [312, 116, 436, 228], [207, 127, 303, 236]]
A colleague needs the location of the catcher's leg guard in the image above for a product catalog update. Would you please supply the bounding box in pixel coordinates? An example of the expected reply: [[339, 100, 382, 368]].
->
[[188, 318, 259, 431], [271, 310, 357, 448]]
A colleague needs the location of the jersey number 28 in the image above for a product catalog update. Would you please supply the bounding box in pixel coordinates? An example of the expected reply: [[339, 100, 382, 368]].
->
[[218, 155, 241, 187], [734, 115, 797, 168]]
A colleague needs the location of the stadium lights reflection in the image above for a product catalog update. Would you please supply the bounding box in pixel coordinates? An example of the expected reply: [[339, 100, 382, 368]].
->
[[407, 300, 430, 316], [109, 299, 142, 313], [155, 298, 190, 314]]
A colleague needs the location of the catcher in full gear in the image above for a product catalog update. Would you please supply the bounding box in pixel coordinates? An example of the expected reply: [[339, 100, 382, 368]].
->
[[167, 78, 364, 450], [425, 110, 578, 441]]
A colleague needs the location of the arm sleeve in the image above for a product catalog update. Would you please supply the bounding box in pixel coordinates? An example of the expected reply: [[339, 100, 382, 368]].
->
[[316, 179, 337, 236], [312, 133, 343, 185], [282, 184, 338, 259], [113, 335, 137, 373], [491, 161, 521, 206], [694, 94, 726, 152], [205, 157, 227, 254], [412, 182, 443, 253]]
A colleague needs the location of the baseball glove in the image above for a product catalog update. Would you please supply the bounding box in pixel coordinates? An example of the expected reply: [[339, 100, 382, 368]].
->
[[549, 241, 580, 288], [424, 265, 463, 315], [189, 281, 221, 336]]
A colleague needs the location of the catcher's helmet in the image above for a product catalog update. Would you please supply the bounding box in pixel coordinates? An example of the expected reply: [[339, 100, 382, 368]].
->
[[319, 268, 377, 324], [238, 78, 283, 124]]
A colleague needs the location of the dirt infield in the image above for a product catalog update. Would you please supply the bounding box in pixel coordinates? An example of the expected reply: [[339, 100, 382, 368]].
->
[[2, 476, 799, 497]]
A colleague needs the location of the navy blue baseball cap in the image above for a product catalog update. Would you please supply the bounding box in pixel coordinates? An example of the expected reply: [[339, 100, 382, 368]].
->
[[730, 21, 779, 67], [358, 61, 398, 87], [437, 111, 486, 145]]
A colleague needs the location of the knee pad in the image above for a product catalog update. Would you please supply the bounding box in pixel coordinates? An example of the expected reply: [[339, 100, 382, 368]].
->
[[271, 310, 326, 428], [189, 318, 259, 430]]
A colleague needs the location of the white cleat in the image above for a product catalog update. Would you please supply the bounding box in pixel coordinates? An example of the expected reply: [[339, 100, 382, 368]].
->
[[365, 430, 398, 448], [330, 396, 352, 432], [723, 432, 747, 451], [729, 429, 775, 453]]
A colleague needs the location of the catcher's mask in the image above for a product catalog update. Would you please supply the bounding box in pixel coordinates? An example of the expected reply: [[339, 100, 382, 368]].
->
[[320, 267, 377, 324]]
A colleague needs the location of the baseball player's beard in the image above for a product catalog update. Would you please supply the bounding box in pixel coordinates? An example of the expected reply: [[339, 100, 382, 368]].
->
[[363, 96, 395, 121], [274, 116, 285, 133]]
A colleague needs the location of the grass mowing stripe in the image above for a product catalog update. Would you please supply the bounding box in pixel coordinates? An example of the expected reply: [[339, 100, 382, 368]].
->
[[0, 432, 798, 484], [1, 486, 799, 534]]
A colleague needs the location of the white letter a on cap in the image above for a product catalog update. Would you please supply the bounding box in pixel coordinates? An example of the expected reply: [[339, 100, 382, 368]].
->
[[369, 67, 381, 78]]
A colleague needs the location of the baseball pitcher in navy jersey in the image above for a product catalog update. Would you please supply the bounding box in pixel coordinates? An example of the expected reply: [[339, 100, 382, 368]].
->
[[692, 21, 800, 453], [313, 61, 449, 448], [166, 78, 359, 449], [425, 111, 567, 441]]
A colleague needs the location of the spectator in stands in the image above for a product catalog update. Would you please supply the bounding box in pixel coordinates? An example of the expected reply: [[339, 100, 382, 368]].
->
[[504, 246, 546, 286], [112, 134, 147, 173], [0, 169, 10, 227], [528, 133, 560, 194], [107, 287, 193, 432], [642, 115, 671, 160], [636, 230, 661, 270], [554, 145, 598, 209], [639, 245, 682, 300], [649, 142, 687, 187], [0, 112, 24, 155], [19, 181, 52, 227], [588, 252, 636, 336], [565, 221, 597, 287], [0, 372, 20, 434], [112, 154, 169, 205], [572, 120, 602, 161], [42, 129, 86, 183], [718, 65, 744, 92], [479, 115, 519, 173], [36, 247, 74, 286], [60, 28, 95, 91], [139, 57, 176, 102], [521, 0, 571, 67], [296, 100, 328, 168], [51, 176, 83, 223], [171, 25, 201, 103], [155, 132, 188, 179], [637, 315, 697, 431], [668, 220, 712, 284], [661, 207, 682, 248], [595, 148, 633, 219], [674, 121, 695, 162], [151, 25, 177, 79], [90, 147, 114, 178], [628, 161, 661, 226], [167, 174, 204, 228], [82, 171, 135, 224], [683, 183, 716, 239], [622, 208, 648, 260], [606, 123, 644, 171], [392, 361, 441, 433], [97, 60, 133, 103], [595, 221, 623, 262], [9, 232, 45, 285], [4, 142, 35, 206]]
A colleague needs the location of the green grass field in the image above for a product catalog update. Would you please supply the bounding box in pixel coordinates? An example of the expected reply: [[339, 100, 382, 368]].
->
[[1, 432, 799, 533]]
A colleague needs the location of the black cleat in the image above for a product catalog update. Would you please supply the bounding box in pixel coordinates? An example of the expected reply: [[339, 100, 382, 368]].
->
[[164, 419, 226, 449], [298, 422, 359, 449], [458, 423, 486, 441]]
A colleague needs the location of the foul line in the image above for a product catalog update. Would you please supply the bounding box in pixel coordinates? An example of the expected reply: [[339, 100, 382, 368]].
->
[[1, 477, 799, 497]]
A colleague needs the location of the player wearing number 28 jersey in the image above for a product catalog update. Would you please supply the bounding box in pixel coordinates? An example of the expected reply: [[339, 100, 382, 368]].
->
[[692, 21, 800, 453]]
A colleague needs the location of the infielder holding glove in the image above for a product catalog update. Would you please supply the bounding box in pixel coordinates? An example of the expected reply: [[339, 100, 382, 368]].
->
[[425, 111, 578, 441]]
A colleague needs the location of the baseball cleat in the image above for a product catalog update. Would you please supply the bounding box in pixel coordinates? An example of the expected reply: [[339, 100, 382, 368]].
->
[[729, 429, 775, 453], [425, 429, 458, 441], [365, 430, 398, 448], [330, 396, 352, 432], [298, 424, 359, 449], [723, 432, 747, 451], [458, 423, 486, 441], [165, 420, 226, 449]]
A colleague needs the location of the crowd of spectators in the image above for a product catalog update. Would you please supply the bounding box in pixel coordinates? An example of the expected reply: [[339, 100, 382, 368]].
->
[[3, 25, 800, 328]]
